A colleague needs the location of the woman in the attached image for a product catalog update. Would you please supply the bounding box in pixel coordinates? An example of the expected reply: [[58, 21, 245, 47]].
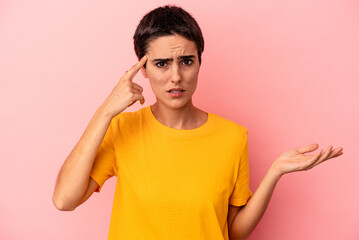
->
[[53, 5, 343, 240]]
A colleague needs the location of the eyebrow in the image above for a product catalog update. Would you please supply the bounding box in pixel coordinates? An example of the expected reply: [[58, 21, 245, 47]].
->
[[151, 55, 196, 62]]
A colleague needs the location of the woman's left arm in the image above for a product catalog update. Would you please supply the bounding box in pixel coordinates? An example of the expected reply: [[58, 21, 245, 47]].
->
[[229, 143, 343, 240]]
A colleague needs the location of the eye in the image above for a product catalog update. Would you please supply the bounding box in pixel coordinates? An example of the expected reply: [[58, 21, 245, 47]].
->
[[182, 59, 193, 66], [156, 62, 167, 68]]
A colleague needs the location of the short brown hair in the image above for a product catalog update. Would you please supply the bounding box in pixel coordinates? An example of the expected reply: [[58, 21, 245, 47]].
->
[[133, 5, 204, 64]]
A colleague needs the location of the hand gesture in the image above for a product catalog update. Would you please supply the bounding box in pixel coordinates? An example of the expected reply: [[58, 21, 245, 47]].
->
[[101, 55, 148, 118], [272, 143, 343, 177]]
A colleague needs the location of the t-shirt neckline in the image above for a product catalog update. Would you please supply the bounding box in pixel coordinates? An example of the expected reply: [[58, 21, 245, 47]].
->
[[144, 105, 215, 138]]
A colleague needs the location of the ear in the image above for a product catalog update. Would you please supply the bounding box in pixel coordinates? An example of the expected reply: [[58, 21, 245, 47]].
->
[[141, 67, 148, 78]]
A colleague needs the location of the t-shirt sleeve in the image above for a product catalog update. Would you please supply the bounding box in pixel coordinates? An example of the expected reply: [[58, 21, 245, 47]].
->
[[90, 118, 118, 192], [229, 131, 252, 206]]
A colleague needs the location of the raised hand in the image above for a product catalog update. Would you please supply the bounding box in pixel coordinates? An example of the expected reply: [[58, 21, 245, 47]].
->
[[272, 143, 343, 177], [101, 55, 148, 118]]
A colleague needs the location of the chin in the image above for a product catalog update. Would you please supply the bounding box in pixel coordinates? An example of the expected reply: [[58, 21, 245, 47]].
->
[[157, 98, 193, 110]]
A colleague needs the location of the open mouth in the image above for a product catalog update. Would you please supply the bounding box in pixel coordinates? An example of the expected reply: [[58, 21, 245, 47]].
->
[[167, 89, 185, 93]]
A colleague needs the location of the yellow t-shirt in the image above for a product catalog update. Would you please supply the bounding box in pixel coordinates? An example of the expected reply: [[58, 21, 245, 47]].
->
[[90, 106, 252, 240]]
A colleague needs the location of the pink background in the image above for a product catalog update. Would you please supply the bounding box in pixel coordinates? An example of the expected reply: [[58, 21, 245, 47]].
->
[[1, 0, 358, 239]]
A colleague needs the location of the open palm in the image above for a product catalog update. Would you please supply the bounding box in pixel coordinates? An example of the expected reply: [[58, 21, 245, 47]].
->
[[273, 143, 343, 176]]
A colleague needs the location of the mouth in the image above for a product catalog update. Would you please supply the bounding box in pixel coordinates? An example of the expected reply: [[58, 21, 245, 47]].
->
[[167, 88, 185, 93]]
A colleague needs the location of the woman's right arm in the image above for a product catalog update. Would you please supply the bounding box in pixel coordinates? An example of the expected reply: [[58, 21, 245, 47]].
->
[[52, 56, 148, 211]]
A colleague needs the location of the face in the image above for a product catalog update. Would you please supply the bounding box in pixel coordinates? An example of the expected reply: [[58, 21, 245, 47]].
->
[[141, 34, 200, 110]]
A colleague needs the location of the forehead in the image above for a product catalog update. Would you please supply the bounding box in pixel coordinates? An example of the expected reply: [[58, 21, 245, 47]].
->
[[147, 34, 197, 57]]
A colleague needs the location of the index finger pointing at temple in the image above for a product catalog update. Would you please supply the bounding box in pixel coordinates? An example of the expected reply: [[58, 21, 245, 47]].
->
[[125, 55, 148, 81]]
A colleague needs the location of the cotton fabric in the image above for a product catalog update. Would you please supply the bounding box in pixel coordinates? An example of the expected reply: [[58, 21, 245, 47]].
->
[[90, 106, 252, 239]]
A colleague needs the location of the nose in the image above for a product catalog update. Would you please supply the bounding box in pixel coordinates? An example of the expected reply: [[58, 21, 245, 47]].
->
[[171, 65, 181, 84]]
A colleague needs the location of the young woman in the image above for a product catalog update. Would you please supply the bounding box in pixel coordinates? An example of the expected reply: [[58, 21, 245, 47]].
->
[[53, 5, 343, 240]]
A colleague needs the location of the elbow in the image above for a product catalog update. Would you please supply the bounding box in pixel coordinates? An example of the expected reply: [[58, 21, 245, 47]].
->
[[229, 226, 251, 240], [229, 233, 249, 240], [229, 236, 249, 240], [229, 232, 250, 240], [52, 194, 77, 211]]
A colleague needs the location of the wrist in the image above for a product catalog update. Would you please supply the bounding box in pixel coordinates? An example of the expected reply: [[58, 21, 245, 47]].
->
[[96, 104, 115, 120], [268, 162, 284, 182]]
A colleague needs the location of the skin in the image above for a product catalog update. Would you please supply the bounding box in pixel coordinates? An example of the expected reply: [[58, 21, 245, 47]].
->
[[53, 33, 344, 240], [228, 144, 343, 240], [52, 56, 149, 210], [141, 34, 208, 129]]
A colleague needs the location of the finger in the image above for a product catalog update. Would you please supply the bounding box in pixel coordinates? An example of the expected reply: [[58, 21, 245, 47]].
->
[[296, 143, 319, 154], [311, 147, 343, 168], [300, 149, 322, 170], [127, 94, 145, 108], [132, 93, 145, 105], [327, 147, 343, 159], [336, 152, 343, 157], [311, 146, 333, 167], [132, 82, 143, 93], [125, 55, 148, 81]]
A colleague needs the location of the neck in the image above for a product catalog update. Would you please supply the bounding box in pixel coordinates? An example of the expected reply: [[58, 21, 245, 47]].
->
[[150, 101, 207, 130]]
